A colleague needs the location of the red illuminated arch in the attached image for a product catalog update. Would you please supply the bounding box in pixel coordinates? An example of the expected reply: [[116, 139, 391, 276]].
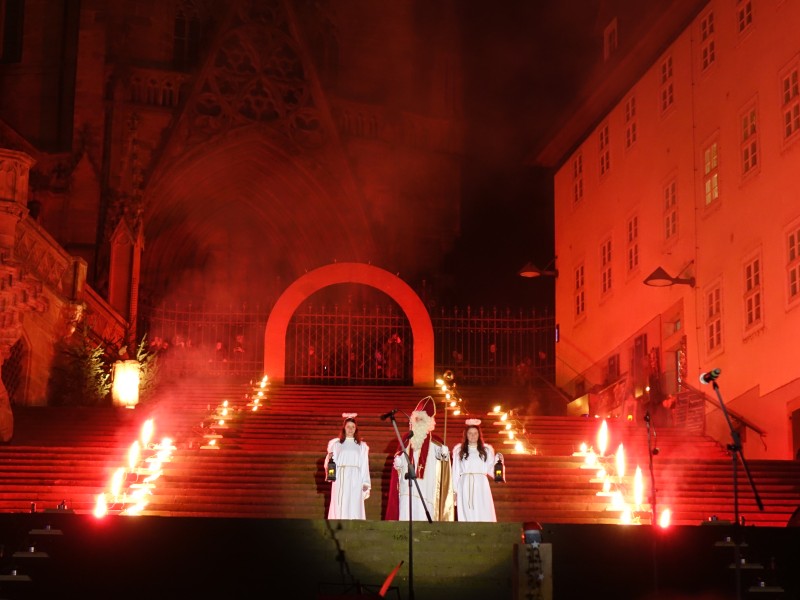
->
[[264, 263, 434, 386]]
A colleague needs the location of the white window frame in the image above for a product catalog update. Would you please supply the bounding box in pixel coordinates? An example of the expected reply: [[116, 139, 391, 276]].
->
[[787, 222, 800, 307], [743, 253, 763, 333], [603, 18, 618, 62], [736, 0, 753, 34], [572, 153, 584, 206], [598, 123, 610, 176], [700, 11, 716, 71], [574, 263, 586, 319], [705, 283, 723, 356], [780, 62, 800, 143], [600, 238, 612, 295], [626, 215, 639, 272], [660, 55, 674, 114], [703, 139, 720, 207], [740, 103, 759, 177]]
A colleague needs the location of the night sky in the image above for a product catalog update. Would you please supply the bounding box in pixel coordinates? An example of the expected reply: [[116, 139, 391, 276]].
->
[[445, 1, 601, 309]]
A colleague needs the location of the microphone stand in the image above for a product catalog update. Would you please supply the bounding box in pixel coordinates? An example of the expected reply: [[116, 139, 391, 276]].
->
[[644, 410, 659, 594], [708, 378, 764, 600], [644, 411, 658, 525], [387, 413, 433, 600]]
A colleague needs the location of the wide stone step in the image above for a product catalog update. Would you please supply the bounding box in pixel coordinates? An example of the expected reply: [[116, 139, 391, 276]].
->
[[2, 380, 798, 529]]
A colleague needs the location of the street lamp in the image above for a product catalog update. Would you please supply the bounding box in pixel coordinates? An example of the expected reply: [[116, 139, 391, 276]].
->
[[518, 260, 558, 278], [643, 266, 695, 288]]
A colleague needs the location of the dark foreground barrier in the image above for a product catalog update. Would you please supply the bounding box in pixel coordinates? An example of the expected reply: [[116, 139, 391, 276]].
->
[[0, 513, 797, 599]]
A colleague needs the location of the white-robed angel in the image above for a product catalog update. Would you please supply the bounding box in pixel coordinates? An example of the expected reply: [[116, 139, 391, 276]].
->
[[451, 419, 501, 522], [324, 413, 371, 519]]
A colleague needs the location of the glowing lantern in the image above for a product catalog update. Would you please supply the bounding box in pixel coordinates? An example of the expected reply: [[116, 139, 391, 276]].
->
[[112, 360, 141, 408]]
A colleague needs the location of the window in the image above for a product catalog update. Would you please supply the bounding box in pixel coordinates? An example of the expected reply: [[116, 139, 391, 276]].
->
[[740, 105, 759, 176], [574, 264, 586, 318], [572, 154, 584, 205], [626, 216, 639, 272], [700, 12, 716, 71], [607, 354, 620, 382], [705, 286, 723, 353], [599, 124, 610, 176], [703, 141, 720, 206], [663, 179, 678, 241], [737, 0, 753, 34], [788, 224, 800, 303], [600, 239, 612, 295], [0, 0, 24, 64], [660, 56, 674, 113], [781, 66, 800, 141], [603, 19, 618, 62], [624, 96, 637, 148], [743, 256, 762, 330], [174, 2, 202, 69]]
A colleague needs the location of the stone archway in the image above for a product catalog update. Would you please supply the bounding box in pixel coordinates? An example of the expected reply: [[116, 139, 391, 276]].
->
[[264, 263, 434, 386]]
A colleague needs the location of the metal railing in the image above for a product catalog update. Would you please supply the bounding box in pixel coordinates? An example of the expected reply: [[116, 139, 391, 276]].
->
[[140, 301, 556, 385]]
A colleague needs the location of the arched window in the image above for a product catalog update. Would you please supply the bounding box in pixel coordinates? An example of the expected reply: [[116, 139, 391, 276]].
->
[[173, 1, 202, 70]]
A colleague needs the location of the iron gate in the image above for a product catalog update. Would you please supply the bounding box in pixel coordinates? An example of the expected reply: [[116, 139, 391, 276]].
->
[[141, 301, 555, 385]]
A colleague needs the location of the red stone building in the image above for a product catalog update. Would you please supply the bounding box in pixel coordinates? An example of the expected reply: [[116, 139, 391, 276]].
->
[[537, 0, 800, 459], [0, 0, 464, 430]]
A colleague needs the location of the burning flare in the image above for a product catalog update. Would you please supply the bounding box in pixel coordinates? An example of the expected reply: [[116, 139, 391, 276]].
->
[[598, 420, 608, 456]]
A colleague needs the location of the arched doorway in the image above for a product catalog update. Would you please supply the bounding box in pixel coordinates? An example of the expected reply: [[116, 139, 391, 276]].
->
[[264, 263, 434, 386]]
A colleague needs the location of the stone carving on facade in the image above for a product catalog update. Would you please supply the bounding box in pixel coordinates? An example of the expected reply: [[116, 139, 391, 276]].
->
[[60, 300, 86, 339], [179, 0, 325, 150], [0, 257, 47, 442], [14, 226, 72, 294], [105, 113, 146, 240]]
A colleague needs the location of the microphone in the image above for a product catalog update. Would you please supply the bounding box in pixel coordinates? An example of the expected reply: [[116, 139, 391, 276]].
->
[[699, 368, 721, 385], [380, 408, 399, 421], [643, 411, 651, 423]]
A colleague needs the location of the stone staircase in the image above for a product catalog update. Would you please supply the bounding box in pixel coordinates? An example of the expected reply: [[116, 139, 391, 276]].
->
[[1, 378, 799, 528]]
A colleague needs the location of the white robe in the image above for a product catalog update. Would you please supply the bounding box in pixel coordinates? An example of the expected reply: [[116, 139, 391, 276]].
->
[[452, 443, 497, 522], [325, 437, 371, 519], [393, 441, 451, 521]]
